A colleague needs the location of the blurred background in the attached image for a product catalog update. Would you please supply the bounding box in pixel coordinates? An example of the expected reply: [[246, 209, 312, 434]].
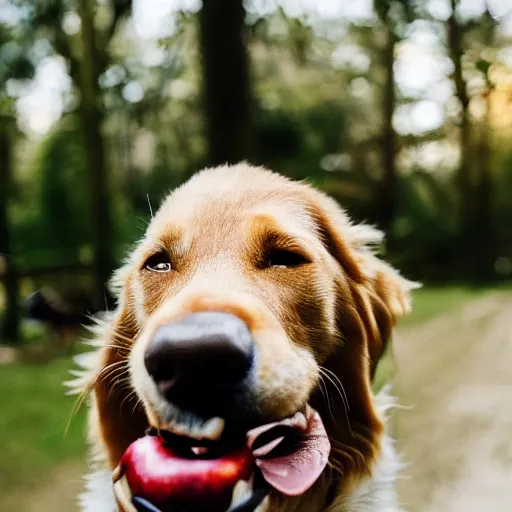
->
[[1, 0, 511, 511]]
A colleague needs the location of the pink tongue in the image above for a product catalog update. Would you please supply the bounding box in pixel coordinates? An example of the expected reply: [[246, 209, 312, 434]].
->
[[246, 406, 330, 496]]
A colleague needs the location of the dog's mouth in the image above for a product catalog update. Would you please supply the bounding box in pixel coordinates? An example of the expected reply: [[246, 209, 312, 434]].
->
[[113, 406, 330, 512]]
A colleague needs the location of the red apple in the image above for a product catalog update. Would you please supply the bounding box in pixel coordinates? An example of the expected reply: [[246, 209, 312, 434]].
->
[[117, 436, 254, 512]]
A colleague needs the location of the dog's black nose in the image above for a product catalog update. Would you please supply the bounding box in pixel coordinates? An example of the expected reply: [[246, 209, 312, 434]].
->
[[145, 312, 254, 399]]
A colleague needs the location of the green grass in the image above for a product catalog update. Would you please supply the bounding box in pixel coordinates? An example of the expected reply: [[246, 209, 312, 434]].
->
[[0, 357, 86, 493], [400, 285, 490, 328]]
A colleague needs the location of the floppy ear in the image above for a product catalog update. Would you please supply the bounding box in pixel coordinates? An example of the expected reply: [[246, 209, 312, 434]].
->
[[303, 188, 417, 479], [353, 245, 416, 378], [308, 190, 416, 378]]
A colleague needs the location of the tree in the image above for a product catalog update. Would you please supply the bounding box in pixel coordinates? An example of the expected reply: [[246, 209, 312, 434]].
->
[[475, 66, 494, 279], [34, 0, 132, 309], [374, 0, 413, 245], [447, 0, 474, 275], [0, 21, 34, 343], [78, 0, 114, 309], [379, 9, 398, 241], [472, 7, 499, 279], [199, 0, 252, 165], [0, 120, 20, 343], [445, 0, 501, 279]]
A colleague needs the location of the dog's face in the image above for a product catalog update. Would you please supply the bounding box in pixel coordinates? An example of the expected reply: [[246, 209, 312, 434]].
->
[[92, 164, 413, 495]]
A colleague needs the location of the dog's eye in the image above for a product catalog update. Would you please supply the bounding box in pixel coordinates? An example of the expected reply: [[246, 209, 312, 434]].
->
[[144, 252, 172, 273], [267, 249, 310, 268]]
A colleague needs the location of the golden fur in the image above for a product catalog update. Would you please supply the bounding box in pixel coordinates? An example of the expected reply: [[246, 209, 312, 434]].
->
[[75, 164, 415, 511]]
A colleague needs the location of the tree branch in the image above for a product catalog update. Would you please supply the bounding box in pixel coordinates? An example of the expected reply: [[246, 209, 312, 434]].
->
[[447, 0, 469, 108], [105, 0, 132, 45], [52, 28, 81, 85], [97, 0, 132, 75]]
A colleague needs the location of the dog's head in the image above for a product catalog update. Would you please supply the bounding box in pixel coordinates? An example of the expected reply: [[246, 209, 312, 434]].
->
[[88, 164, 414, 504]]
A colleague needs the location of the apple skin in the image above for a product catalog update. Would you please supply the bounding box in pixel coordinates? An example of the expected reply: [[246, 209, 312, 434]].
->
[[119, 436, 254, 512]]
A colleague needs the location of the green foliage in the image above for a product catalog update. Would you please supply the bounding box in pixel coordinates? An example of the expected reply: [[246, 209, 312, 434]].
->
[[0, 23, 35, 87], [254, 100, 347, 180], [390, 171, 459, 281], [14, 122, 90, 267], [0, 20, 35, 121], [254, 106, 303, 166], [475, 58, 491, 76], [1, 0, 511, 289], [493, 148, 512, 262]]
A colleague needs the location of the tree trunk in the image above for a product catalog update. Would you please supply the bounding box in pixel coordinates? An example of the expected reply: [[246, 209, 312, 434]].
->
[[78, 0, 114, 310], [199, 0, 251, 166], [379, 24, 398, 246], [474, 9, 496, 281], [474, 89, 494, 280], [448, 0, 474, 276], [0, 125, 21, 343]]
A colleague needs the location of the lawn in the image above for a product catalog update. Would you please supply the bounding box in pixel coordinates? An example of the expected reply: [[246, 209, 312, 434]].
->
[[0, 356, 87, 495], [0, 285, 500, 499], [399, 285, 490, 328]]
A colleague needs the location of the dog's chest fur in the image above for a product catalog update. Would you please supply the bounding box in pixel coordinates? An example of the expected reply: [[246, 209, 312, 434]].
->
[[78, 389, 405, 512]]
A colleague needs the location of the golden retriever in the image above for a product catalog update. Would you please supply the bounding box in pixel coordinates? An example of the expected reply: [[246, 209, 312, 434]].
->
[[72, 163, 414, 512]]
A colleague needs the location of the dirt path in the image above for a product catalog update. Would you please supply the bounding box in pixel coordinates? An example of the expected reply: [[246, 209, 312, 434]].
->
[[393, 292, 512, 512], [3, 459, 85, 512]]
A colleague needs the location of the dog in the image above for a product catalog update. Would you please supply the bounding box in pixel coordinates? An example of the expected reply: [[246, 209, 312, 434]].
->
[[70, 164, 415, 511], [25, 288, 92, 345]]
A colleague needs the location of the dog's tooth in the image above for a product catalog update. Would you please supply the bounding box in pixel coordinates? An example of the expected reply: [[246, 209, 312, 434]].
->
[[168, 421, 189, 437], [191, 446, 209, 455], [188, 423, 199, 438], [202, 417, 225, 440], [252, 435, 285, 458], [113, 476, 138, 512], [292, 411, 307, 429], [190, 422, 208, 439], [166, 415, 225, 440], [229, 478, 253, 509]]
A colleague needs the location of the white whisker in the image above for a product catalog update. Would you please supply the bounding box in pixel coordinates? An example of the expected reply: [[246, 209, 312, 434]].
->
[[319, 375, 336, 425], [319, 367, 354, 437], [320, 366, 351, 412], [147, 193, 154, 218]]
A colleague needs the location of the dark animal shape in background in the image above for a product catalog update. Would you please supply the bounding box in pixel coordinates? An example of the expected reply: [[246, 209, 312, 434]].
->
[[25, 288, 96, 348]]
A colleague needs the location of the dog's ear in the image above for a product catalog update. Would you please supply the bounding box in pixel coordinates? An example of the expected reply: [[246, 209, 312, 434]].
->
[[353, 244, 416, 377], [90, 269, 149, 469], [304, 188, 417, 478], [307, 190, 417, 377]]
